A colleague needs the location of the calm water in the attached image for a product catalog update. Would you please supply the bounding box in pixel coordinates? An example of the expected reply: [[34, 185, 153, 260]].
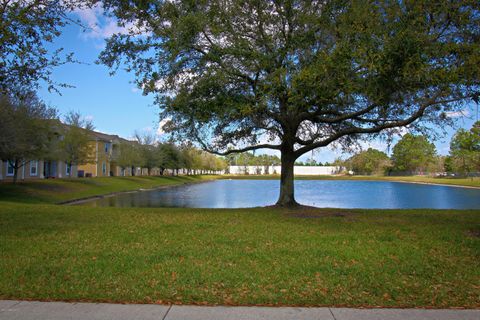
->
[[78, 180, 480, 209]]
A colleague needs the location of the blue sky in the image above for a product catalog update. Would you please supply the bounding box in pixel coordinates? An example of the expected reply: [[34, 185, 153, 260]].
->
[[37, 6, 478, 164], [39, 8, 159, 140]]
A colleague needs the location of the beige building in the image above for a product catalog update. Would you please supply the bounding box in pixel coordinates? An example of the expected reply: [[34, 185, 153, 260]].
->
[[77, 131, 137, 177], [0, 159, 78, 181], [1, 128, 155, 181]]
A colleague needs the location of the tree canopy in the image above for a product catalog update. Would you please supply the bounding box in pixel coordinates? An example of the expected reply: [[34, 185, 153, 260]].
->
[[449, 121, 480, 175], [100, 0, 480, 206], [226, 152, 281, 167], [0, 92, 58, 182], [59, 111, 96, 166], [345, 148, 391, 175], [115, 140, 143, 174], [0, 0, 88, 96], [391, 134, 436, 173]]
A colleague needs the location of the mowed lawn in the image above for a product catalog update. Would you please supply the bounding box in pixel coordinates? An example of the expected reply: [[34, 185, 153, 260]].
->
[[0, 203, 479, 308]]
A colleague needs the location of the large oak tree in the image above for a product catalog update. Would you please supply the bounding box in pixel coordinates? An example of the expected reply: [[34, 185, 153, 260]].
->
[[99, 0, 479, 206]]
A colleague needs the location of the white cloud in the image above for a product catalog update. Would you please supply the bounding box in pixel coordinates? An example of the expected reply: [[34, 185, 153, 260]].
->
[[143, 126, 154, 133], [74, 4, 148, 41], [74, 5, 106, 40], [445, 109, 470, 118], [83, 115, 94, 122], [131, 87, 140, 93], [156, 118, 171, 136], [381, 126, 409, 138], [396, 126, 410, 137], [358, 140, 389, 152]]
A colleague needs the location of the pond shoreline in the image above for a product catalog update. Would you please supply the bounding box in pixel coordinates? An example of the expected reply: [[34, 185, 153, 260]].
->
[[389, 179, 480, 190], [58, 179, 215, 206], [222, 175, 480, 189]]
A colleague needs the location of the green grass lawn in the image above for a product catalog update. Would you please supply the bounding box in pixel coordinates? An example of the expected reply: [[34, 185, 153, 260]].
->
[[0, 175, 216, 204], [0, 204, 479, 308], [222, 174, 480, 188]]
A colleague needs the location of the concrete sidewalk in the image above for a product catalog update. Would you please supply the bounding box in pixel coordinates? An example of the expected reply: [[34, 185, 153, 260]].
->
[[1, 300, 479, 320]]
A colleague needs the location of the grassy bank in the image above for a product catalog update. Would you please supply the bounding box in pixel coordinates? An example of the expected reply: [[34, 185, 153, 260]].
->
[[222, 174, 480, 188], [0, 204, 479, 308], [0, 175, 215, 204]]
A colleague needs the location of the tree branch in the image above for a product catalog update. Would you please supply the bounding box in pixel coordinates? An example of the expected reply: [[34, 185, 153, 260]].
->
[[207, 143, 282, 156], [193, 128, 280, 156], [300, 104, 378, 124], [294, 96, 463, 157]]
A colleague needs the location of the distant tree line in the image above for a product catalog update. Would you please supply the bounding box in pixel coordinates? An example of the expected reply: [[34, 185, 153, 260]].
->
[[118, 132, 228, 176], [340, 124, 480, 177], [226, 153, 281, 167], [294, 159, 334, 166], [225, 152, 336, 168]]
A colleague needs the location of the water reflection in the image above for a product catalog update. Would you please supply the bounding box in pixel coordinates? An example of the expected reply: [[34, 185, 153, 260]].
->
[[79, 180, 480, 209]]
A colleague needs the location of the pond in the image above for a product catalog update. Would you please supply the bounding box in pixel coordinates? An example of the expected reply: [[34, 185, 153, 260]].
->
[[77, 179, 480, 209]]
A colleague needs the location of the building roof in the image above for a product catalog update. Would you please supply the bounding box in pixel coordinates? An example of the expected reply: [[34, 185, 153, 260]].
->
[[89, 130, 132, 144], [54, 121, 134, 144]]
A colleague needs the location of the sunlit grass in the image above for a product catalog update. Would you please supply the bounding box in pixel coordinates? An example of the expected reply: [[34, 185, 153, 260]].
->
[[0, 204, 479, 307]]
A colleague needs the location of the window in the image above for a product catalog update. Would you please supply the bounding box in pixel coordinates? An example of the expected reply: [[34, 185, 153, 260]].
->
[[6, 161, 14, 176], [30, 160, 38, 176], [102, 162, 106, 175], [65, 162, 71, 176], [105, 142, 111, 153]]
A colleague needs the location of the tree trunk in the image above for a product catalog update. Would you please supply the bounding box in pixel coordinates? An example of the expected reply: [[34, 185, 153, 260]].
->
[[12, 160, 19, 184], [276, 151, 298, 207]]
